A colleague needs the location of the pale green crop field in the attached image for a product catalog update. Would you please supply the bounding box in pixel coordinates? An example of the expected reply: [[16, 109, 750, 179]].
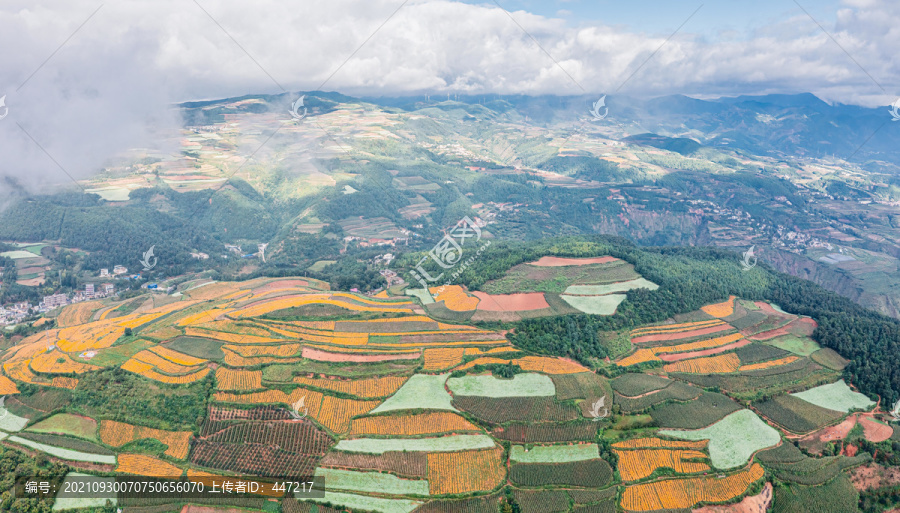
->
[[510, 443, 600, 463], [447, 373, 555, 397], [660, 409, 780, 469], [300, 491, 421, 513], [371, 373, 455, 413], [791, 380, 875, 413], [334, 435, 495, 454], [560, 293, 626, 315], [314, 468, 429, 495]]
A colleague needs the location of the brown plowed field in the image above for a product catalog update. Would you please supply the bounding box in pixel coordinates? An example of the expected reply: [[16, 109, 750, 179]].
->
[[472, 291, 549, 311]]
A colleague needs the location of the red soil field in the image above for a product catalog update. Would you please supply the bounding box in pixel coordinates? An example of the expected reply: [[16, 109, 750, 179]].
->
[[472, 292, 549, 312], [528, 256, 619, 266], [754, 301, 782, 315], [658, 338, 751, 362], [631, 323, 734, 344], [859, 415, 893, 442], [843, 444, 859, 457], [804, 414, 857, 443], [750, 318, 816, 341], [301, 347, 421, 363]]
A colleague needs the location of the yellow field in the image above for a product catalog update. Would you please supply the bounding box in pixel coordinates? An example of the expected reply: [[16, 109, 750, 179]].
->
[[423, 348, 466, 370], [222, 348, 302, 367], [630, 319, 725, 336], [662, 353, 741, 374], [430, 285, 479, 311], [615, 448, 710, 481], [57, 301, 102, 327], [222, 343, 302, 357], [195, 319, 278, 338], [120, 359, 210, 384], [621, 463, 764, 511], [116, 454, 182, 477], [3, 360, 41, 384], [349, 412, 480, 436], [57, 321, 125, 352], [612, 438, 708, 450], [427, 447, 504, 495], [184, 327, 283, 344], [132, 350, 205, 375], [700, 296, 737, 318], [215, 368, 263, 391], [30, 350, 101, 374], [100, 420, 192, 459], [293, 375, 407, 398], [213, 388, 378, 433], [0, 375, 20, 394], [738, 356, 800, 371], [229, 294, 415, 318], [618, 332, 745, 367]]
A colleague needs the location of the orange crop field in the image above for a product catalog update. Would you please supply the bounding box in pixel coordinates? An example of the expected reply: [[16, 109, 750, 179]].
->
[[148, 346, 207, 366], [4, 360, 41, 384], [615, 448, 710, 481], [430, 285, 479, 311], [630, 319, 724, 336], [121, 358, 210, 384], [57, 301, 102, 327], [423, 347, 466, 370], [621, 463, 764, 511], [701, 296, 737, 318], [177, 310, 223, 327], [738, 356, 800, 371], [222, 343, 301, 357], [57, 321, 125, 352], [349, 412, 480, 436], [31, 350, 101, 374], [100, 420, 192, 459], [616, 349, 660, 367], [265, 319, 336, 331], [132, 350, 205, 375], [229, 295, 415, 318], [293, 375, 407, 398], [50, 377, 78, 389], [116, 454, 183, 478], [222, 348, 302, 367], [215, 368, 263, 391], [0, 375, 20, 394], [427, 447, 504, 495], [663, 353, 741, 374], [194, 320, 277, 338], [618, 332, 745, 367], [213, 388, 378, 433], [630, 324, 735, 345], [612, 438, 708, 450]]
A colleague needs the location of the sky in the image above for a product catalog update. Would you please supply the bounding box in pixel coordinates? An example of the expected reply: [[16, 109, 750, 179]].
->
[[0, 0, 898, 193]]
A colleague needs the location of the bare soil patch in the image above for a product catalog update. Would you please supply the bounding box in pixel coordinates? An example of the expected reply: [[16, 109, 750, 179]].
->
[[472, 291, 549, 311]]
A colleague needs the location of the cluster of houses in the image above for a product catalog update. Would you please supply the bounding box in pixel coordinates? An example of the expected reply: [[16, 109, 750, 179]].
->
[[0, 302, 33, 325], [35, 282, 116, 314]]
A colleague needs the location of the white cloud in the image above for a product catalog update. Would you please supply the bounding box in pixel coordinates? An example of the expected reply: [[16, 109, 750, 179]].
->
[[0, 0, 897, 194]]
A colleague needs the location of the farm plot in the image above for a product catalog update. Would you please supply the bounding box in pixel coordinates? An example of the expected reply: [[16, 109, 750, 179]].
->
[[617, 332, 745, 367], [16, 432, 114, 457], [558, 294, 626, 315], [190, 439, 320, 478], [314, 467, 429, 495], [511, 489, 570, 513], [753, 394, 844, 433], [426, 446, 505, 495], [629, 322, 733, 345], [299, 491, 421, 513], [9, 435, 116, 464], [454, 355, 588, 374], [52, 473, 118, 511], [453, 396, 580, 424], [293, 375, 407, 398], [790, 380, 874, 413], [659, 409, 780, 469], [621, 463, 764, 512], [492, 421, 598, 443], [550, 371, 608, 400], [371, 373, 455, 413], [215, 368, 262, 391], [663, 352, 741, 373], [614, 382, 702, 413], [26, 413, 97, 440], [301, 347, 421, 363], [510, 444, 599, 462], [564, 277, 658, 296], [509, 459, 613, 488], [320, 451, 427, 478], [700, 296, 736, 318], [99, 420, 192, 459], [614, 447, 710, 481], [649, 392, 742, 429], [447, 373, 555, 397], [770, 474, 859, 513], [809, 348, 850, 370], [349, 412, 480, 436], [412, 491, 502, 513], [201, 420, 334, 454], [610, 373, 673, 396], [765, 334, 821, 356], [333, 435, 495, 454], [735, 343, 791, 365]]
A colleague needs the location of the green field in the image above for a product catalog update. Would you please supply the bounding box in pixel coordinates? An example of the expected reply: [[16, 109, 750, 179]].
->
[[300, 491, 422, 513], [559, 294, 625, 315], [660, 409, 780, 469], [610, 373, 673, 396], [308, 260, 337, 272], [753, 394, 844, 433], [404, 288, 435, 305], [809, 348, 849, 370], [790, 380, 875, 413], [563, 278, 658, 295], [8, 436, 117, 464], [371, 373, 455, 413], [509, 444, 600, 463], [0, 250, 41, 259], [314, 468, 429, 495], [52, 473, 118, 511], [765, 334, 821, 356], [649, 392, 742, 429], [333, 435, 495, 454], [163, 336, 226, 361], [447, 373, 555, 397], [26, 413, 98, 441]]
